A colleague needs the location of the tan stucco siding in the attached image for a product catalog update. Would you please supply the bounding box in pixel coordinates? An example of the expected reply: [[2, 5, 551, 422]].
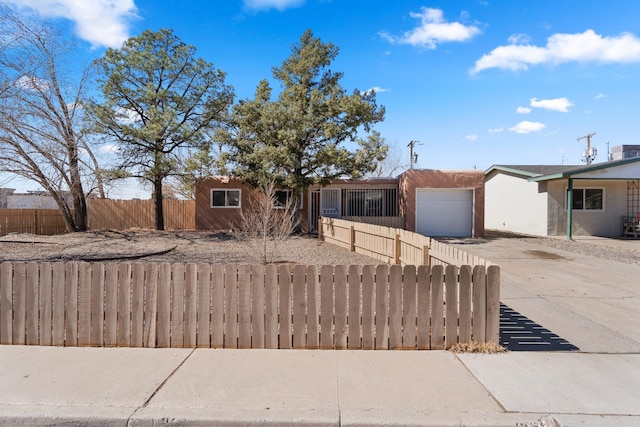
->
[[398, 169, 484, 237], [195, 178, 310, 233], [547, 179, 630, 237]]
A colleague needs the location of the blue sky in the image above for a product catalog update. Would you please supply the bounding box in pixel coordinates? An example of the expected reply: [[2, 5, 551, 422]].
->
[[4, 0, 640, 197]]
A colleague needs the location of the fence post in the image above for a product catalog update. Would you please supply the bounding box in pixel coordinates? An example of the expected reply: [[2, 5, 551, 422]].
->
[[350, 225, 355, 252], [394, 234, 401, 264], [318, 218, 323, 240], [422, 245, 429, 266], [486, 266, 501, 345]]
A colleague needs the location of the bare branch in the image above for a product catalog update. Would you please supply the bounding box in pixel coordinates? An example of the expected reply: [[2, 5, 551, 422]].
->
[[232, 181, 300, 265]]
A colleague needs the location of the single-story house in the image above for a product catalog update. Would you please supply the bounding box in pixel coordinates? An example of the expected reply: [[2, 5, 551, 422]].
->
[[0, 190, 70, 209], [195, 169, 485, 238], [484, 157, 640, 238]]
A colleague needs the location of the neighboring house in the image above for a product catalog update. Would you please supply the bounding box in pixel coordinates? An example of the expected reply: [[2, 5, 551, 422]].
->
[[0, 188, 16, 208], [195, 168, 485, 238], [484, 157, 640, 238], [611, 144, 640, 161], [6, 191, 62, 209]]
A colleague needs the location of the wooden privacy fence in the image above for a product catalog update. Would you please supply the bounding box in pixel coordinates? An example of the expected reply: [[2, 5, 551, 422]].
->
[[87, 199, 195, 230], [0, 209, 67, 236], [0, 200, 195, 235], [0, 262, 500, 350], [320, 217, 492, 268]]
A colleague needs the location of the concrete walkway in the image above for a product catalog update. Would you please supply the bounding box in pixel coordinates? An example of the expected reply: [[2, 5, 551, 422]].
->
[[448, 236, 640, 353], [1, 346, 640, 426]]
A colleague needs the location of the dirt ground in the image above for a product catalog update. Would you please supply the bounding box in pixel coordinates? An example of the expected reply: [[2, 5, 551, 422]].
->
[[0, 229, 384, 265]]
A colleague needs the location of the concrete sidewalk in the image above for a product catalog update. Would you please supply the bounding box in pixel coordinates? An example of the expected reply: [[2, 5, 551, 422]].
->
[[1, 346, 639, 426]]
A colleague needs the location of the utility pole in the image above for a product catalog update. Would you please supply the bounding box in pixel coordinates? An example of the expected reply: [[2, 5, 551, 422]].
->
[[408, 140, 421, 169], [577, 132, 597, 165]]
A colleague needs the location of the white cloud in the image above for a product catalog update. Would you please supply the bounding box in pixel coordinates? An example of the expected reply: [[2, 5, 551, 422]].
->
[[116, 107, 142, 125], [516, 106, 532, 114], [530, 97, 573, 112], [361, 86, 389, 95], [379, 7, 481, 49], [8, 0, 137, 48], [488, 127, 504, 133], [16, 75, 51, 91], [243, 0, 304, 11], [99, 144, 120, 154], [471, 29, 640, 74], [508, 33, 531, 45], [509, 121, 546, 134], [465, 134, 478, 141], [595, 93, 607, 99]]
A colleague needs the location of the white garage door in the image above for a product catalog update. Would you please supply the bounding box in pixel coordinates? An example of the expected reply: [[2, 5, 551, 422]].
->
[[416, 189, 473, 237]]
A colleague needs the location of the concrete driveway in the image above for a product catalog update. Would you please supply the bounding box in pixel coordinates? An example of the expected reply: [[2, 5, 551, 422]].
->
[[446, 236, 640, 353]]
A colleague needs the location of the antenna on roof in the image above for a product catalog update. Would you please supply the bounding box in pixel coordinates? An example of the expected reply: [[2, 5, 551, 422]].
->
[[577, 132, 597, 165]]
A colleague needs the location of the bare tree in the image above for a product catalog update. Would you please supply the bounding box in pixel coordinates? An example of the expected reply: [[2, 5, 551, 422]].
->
[[369, 138, 409, 177], [233, 181, 300, 265], [0, 4, 104, 231]]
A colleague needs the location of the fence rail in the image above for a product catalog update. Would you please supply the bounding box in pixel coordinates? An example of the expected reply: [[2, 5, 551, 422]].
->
[[0, 261, 499, 349], [0, 200, 195, 236], [342, 216, 405, 229], [320, 217, 492, 268]]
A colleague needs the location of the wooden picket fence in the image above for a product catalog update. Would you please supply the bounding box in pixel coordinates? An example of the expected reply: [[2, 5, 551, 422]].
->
[[0, 262, 499, 350], [320, 217, 492, 268], [342, 216, 405, 229]]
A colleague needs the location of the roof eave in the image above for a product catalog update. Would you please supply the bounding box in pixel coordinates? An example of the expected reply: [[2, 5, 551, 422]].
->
[[484, 165, 541, 178], [528, 156, 640, 181]]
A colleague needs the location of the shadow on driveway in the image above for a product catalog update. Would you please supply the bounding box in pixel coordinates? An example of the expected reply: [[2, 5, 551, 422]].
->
[[500, 303, 579, 352]]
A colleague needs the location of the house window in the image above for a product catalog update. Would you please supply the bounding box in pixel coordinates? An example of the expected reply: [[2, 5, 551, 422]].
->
[[211, 189, 241, 208], [570, 188, 604, 211], [273, 190, 303, 209]]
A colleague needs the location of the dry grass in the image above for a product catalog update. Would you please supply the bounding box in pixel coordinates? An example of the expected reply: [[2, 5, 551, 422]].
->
[[449, 340, 507, 354]]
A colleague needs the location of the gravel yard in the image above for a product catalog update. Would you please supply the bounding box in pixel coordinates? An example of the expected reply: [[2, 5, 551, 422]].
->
[[0, 230, 385, 265], [0, 229, 637, 266], [515, 236, 639, 265], [441, 230, 640, 266]]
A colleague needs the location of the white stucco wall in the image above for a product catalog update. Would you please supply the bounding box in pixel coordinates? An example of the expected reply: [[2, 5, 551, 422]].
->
[[485, 172, 548, 236], [7, 194, 59, 209], [547, 179, 630, 236]]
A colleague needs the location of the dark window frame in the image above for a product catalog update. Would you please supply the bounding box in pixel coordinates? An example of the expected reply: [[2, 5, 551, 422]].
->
[[211, 189, 241, 208], [567, 187, 604, 211]]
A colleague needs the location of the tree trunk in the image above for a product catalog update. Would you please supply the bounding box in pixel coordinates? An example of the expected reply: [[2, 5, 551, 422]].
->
[[58, 202, 77, 233], [153, 178, 165, 230], [69, 142, 88, 231], [290, 190, 302, 234]]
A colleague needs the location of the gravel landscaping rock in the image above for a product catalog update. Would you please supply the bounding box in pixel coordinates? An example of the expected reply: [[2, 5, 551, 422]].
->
[[0, 230, 386, 265], [1, 228, 637, 266], [441, 230, 640, 266], [490, 230, 639, 265]]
